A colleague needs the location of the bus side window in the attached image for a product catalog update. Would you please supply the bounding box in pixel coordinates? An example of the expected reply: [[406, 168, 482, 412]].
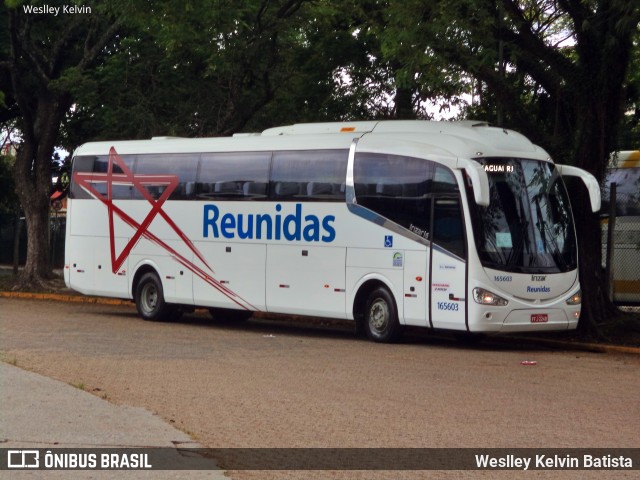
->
[[197, 152, 270, 200], [269, 150, 348, 202], [354, 152, 434, 238], [243, 181, 268, 197], [433, 198, 466, 259], [70, 156, 95, 199], [602, 168, 640, 217], [130, 153, 198, 200], [94, 154, 136, 199], [616, 168, 640, 216], [433, 166, 459, 193]]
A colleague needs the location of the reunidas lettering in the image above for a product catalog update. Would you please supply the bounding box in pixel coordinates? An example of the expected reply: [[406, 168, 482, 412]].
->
[[527, 285, 551, 293], [203, 204, 336, 243]]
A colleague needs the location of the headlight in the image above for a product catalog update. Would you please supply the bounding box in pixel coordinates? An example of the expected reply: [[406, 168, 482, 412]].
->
[[566, 289, 582, 305], [473, 287, 508, 306]]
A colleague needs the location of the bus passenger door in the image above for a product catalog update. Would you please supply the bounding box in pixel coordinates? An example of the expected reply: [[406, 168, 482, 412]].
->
[[430, 198, 467, 331]]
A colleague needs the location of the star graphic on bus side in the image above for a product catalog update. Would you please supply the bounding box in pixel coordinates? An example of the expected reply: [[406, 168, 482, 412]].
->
[[73, 147, 257, 311]]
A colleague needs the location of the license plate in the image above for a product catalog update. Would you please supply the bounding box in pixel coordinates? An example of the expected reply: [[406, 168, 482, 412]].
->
[[531, 314, 548, 323]]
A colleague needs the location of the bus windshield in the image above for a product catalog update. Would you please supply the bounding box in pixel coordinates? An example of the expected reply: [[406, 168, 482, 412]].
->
[[470, 158, 577, 273]]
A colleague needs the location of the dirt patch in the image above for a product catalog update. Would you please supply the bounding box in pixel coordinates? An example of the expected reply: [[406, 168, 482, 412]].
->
[[0, 269, 71, 294]]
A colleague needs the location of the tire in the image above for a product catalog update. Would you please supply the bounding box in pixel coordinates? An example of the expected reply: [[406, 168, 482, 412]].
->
[[135, 272, 176, 321], [363, 286, 401, 342], [209, 307, 253, 322]]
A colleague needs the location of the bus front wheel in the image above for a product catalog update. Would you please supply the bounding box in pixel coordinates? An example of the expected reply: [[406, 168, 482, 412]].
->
[[364, 287, 401, 343], [135, 272, 178, 321]]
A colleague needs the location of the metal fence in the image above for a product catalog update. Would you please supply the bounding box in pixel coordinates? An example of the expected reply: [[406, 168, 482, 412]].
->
[[0, 213, 66, 269]]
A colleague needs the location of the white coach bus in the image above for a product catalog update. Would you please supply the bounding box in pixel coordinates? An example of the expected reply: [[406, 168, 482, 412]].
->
[[64, 121, 600, 342]]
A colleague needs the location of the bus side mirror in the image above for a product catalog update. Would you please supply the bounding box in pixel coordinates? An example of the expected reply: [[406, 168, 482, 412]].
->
[[556, 164, 601, 212], [459, 160, 490, 207]]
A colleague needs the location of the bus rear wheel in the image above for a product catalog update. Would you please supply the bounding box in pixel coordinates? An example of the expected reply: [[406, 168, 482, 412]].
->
[[364, 287, 401, 343], [135, 272, 178, 321]]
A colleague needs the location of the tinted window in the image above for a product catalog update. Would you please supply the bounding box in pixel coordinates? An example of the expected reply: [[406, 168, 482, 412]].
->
[[433, 166, 459, 193], [602, 167, 640, 216], [70, 155, 95, 199], [354, 153, 434, 239], [95, 154, 136, 199], [70, 154, 136, 200], [270, 150, 348, 202], [433, 198, 466, 259], [134, 154, 198, 200], [197, 152, 270, 200]]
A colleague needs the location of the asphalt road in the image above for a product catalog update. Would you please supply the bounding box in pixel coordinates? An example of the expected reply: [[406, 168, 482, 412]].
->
[[1, 298, 639, 479]]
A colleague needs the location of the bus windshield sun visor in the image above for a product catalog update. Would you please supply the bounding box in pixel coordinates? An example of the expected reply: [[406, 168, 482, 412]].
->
[[458, 159, 490, 207], [555, 164, 601, 212]]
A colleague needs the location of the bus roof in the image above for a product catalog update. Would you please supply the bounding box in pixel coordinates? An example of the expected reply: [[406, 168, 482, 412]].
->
[[73, 120, 551, 162]]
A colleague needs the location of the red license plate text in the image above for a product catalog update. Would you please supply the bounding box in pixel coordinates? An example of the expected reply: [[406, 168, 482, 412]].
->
[[531, 314, 548, 323]]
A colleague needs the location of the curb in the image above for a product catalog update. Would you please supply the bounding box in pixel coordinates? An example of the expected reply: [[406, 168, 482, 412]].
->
[[2, 290, 640, 355], [508, 336, 640, 356], [0, 290, 132, 306]]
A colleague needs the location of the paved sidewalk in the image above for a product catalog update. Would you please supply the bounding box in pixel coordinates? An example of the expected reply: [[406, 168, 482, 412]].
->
[[0, 362, 228, 478]]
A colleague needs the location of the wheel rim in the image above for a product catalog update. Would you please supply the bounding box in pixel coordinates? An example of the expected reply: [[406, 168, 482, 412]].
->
[[369, 298, 389, 333], [140, 282, 158, 314]]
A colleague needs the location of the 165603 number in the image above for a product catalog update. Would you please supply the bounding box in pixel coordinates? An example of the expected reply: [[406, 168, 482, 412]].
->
[[494, 275, 513, 282], [436, 301, 459, 311]]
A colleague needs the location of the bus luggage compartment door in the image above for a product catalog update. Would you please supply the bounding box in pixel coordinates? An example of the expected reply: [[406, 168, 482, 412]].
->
[[266, 245, 346, 318], [403, 250, 428, 327]]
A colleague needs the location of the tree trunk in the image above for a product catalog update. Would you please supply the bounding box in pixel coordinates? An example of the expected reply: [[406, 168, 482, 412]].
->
[[18, 188, 52, 284], [12, 94, 68, 289], [569, 58, 628, 336], [394, 86, 415, 119], [568, 180, 618, 338], [12, 210, 22, 275], [13, 146, 52, 288]]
